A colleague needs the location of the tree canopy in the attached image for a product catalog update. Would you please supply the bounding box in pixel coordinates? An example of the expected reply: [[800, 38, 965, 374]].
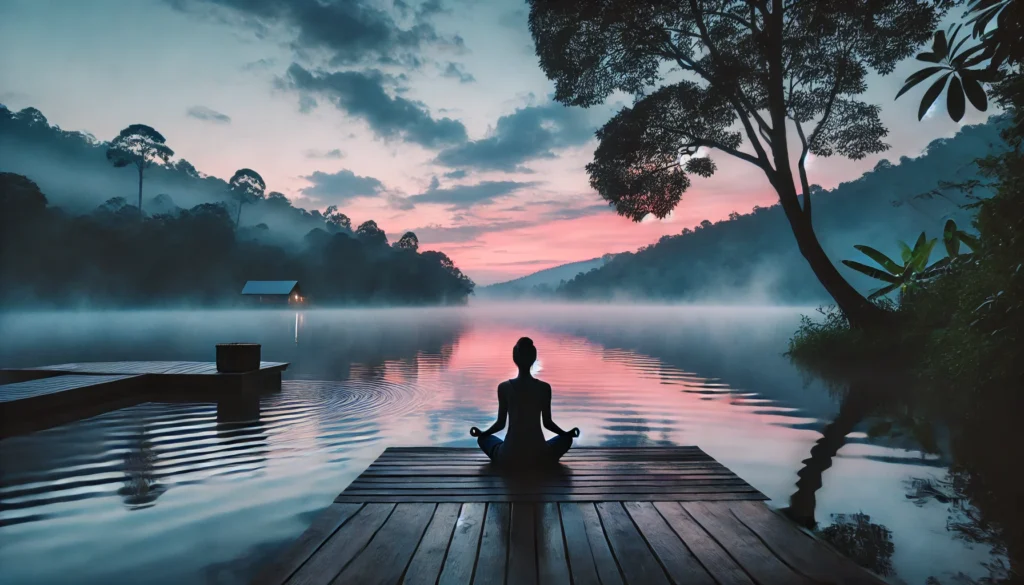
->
[[106, 124, 174, 216], [228, 168, 266, 226]]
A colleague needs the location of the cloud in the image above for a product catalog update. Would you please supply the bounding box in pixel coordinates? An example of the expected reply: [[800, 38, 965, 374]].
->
[[541, 203, 611, 221], [435, 102, 595, 172], [407, 219, 534, 243], [444, 169, 467, 179], [170, 0, 461, 67], [186, 105, 231, 124], [304, 148, 344, 159], [283, 63, 467, 148], [241, 58, 277, 71], [440, 62, 475, 84], [408, 180, 536, 208], [300, 168, 384, 203]]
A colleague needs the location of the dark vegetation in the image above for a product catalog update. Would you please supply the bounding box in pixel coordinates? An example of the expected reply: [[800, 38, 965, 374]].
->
[[0, 106, 474, 307]]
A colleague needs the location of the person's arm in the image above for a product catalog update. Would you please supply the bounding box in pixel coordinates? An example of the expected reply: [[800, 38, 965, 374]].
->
[[542, 384, 578, 437], [472, 384, 508, 437]]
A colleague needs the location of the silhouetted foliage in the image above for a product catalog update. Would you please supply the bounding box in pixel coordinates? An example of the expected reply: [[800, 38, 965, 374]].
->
[[394, 231, 419, 251], [106, 124, 174, 216], [356, 219, 388, 247], [528, 0, 948, 327], [818, 513, 896, 576], [323, 205, 352, 232], [228, 168, 266, 227]]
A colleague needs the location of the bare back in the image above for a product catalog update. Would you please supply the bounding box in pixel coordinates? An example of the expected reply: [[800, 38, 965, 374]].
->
[[498, 378, 549, 460]]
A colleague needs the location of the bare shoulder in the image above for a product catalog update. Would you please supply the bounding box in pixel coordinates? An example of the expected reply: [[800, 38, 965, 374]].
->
[[534, 379, 553, 394], [497, 380, 512, 394]]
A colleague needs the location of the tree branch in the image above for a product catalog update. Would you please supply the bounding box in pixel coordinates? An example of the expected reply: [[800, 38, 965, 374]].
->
[[793, 117, 813, 221], [650, 122, 764, 168]]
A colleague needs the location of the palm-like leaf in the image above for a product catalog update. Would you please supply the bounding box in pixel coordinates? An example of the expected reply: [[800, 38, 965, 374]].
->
[[943, 219, 961, 257], [912, 238, 938, 272], [853, 245, 902, 274], [842, 260, 901, 283], [898, 240, 914, 263], [868, 282, 902, 300], [958, 230, 980, 251]]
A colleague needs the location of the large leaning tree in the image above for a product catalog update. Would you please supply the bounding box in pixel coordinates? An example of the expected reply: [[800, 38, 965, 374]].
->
[[106, 124, 174, 217], [228, 168, 266, 227], [529, 0, 948, 328]]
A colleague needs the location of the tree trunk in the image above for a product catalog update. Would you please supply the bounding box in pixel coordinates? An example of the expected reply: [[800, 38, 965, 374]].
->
[[774, 179, 893, 330], [236, 200, 243, 227], [137, 165, 144, 218]]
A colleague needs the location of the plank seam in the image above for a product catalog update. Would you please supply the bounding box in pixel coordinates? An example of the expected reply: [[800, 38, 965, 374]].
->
[[326, 503, 399, 585], [282, 502, 366, 584], [725, 505, 836, 584], [469, 502, 487, 585], [556, 502, 575, 585], [592, 503, 629, 585], [649, 502, 717, 583], [428, 503, 462, 585]]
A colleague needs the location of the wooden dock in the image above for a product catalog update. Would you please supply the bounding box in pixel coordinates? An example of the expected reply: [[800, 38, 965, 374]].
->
[[0, 361, 288, 437], [256, 447, 885, 585]]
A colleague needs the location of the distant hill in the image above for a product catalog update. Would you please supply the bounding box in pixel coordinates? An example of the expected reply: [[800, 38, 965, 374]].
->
[[479, 255, 615, 297], [556, 116, 1009, 303]]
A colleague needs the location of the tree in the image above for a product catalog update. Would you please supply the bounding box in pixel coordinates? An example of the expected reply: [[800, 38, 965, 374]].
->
[[356, 219, 388, 246], [528, 0, 946, 328], [394, 231, 419, 251], [228, 168, 266, 227], [106, 124, 174, 217], [324, 205, 352, 232]]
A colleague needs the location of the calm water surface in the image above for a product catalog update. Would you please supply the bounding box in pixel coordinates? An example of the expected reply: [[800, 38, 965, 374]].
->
[[0, 305, 996, 584]]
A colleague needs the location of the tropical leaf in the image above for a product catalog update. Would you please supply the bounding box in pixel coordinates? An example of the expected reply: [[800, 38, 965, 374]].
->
[[854, 245, 902, 275], [898, 240, 914, 263], [958, 230, 980, 251], [947, 76, 966, 121], [960, 73, 988, 112], [919, 73, 951, 120], [868, 282, 902, 300], [931, 29, 948, 59], [897, 66, 949, 99], [842, 260, 900, 283], [943, 219, 961, 257], [912, 238, 938, 272]]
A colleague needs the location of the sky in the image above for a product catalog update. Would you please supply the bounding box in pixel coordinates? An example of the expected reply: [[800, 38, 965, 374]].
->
[[0, 0, 992, 285]]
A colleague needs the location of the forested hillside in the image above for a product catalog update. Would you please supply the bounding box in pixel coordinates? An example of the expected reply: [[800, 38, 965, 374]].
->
[[558, 117, 1007, 303]]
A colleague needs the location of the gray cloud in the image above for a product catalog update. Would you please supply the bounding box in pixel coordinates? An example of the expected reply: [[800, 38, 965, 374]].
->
[[444, 169, 468, 179], [304, 148, 344, 159], [441, 62, 475, 84], [408, 219, 534, 243], [408, 180, 536, 208], [186, 105, 231, 124], [301, 168, 384, 203], [541, 203, 611, 221], [435, 102, 595, 172], [283, 63, 467, 148], [170, 0, 460, 67]]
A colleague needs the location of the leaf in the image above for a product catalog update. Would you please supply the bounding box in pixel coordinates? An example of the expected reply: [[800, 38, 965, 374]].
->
[[842, 260, 900, 283], [918, 73, 951, 120], [914, 232, 927, 253], [913, 239, 938, 272], [868, 282, 902, 300], [915, 52, 941, 63], [896, 66, 948, 100], [947, 76, 966, 122], [961, 73, 988, 112], [958, 231, 980, 250], [854, 245, 902, 275], [898, 240, 914, 263], [931, 30, 948, 59], [943, 219, 960, 257]]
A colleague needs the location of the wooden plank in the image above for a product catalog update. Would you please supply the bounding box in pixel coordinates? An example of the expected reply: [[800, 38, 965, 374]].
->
[[347, 480, 749, 490], [681, 502, 815, 585], [473, 503, 510, 585], [254, 503, 363, 585], [0, 374, 141, 403], [652, 502, 755, 585], [403, 503, 462, 585], [286, 503, 395, 585], [359, 467, 730, 477], [341, 486, 762, 497], [332, 503, 435, 585], [350, 474, 740, 484], [334, 493, 767, 504], [437, 503, 485, 585], [507, 503, 537, 585], [623, 502, 715, 585], [577, 503, 624, 585], [595, 502, 669, 585], [537, 503, 570, 585], [729, 501, 887, 585], [557, 503, 601, 585]]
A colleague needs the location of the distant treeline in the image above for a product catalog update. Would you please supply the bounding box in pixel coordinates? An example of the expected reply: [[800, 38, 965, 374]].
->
[[554, 117, 1008, 302], [0, 105, 474, 307]]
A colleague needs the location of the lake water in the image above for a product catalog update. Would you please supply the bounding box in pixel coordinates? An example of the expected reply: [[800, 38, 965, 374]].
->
[[0, 305, 997, 584]]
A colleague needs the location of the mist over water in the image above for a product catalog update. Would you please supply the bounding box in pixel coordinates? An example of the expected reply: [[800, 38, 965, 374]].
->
[[0, 304, 997, 584]]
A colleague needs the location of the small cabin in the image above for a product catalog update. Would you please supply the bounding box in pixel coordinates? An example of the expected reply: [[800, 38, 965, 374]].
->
[[241, 280, 303, 305]]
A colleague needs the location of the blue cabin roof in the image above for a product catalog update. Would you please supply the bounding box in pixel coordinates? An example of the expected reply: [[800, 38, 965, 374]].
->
[[241, 280, 299, 295]]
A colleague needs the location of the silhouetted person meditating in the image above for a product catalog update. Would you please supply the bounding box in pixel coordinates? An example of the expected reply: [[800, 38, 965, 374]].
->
[[470, 337, 580, 468]]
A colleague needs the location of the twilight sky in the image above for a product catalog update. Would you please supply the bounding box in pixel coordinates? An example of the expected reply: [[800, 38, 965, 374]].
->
[[0, 0, 991, 284]]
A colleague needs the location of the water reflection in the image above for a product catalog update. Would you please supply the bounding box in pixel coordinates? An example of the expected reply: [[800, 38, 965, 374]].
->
[[0, 305, 1010, 585]]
